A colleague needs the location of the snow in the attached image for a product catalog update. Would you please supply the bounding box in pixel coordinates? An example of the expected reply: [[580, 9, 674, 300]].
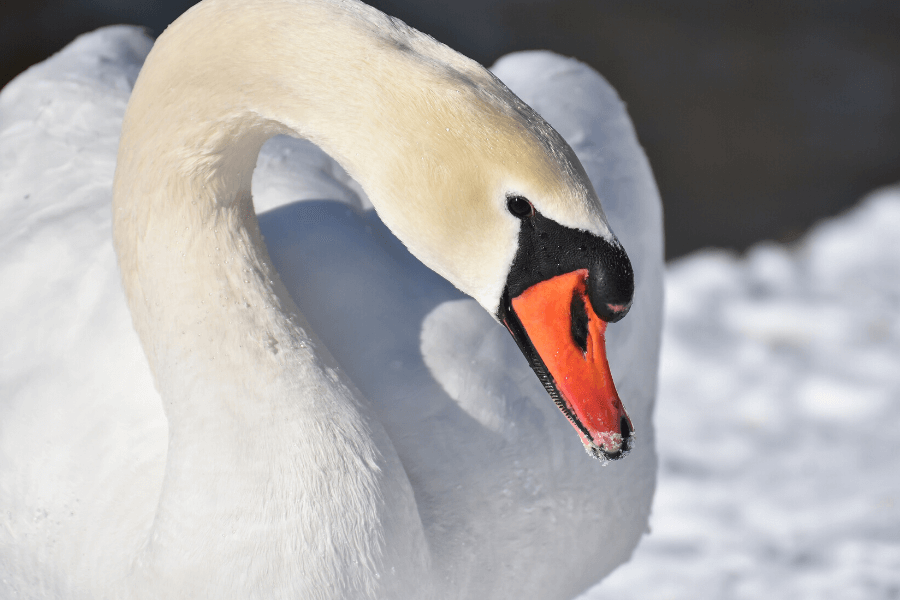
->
[[582, 187, 900, 600]]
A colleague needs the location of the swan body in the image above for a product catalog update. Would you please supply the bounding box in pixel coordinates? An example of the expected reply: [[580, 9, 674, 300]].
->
[[0, 2, 663, 598]]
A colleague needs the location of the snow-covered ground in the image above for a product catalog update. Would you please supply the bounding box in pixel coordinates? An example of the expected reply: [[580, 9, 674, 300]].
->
[[585, 187, 900, 600]]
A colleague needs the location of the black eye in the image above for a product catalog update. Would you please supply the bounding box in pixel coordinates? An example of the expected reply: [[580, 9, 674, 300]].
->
[[507, 195, 533, 218]]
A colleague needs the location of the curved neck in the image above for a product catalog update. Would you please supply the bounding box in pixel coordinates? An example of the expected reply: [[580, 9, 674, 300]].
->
[[114, 0, 595, 313], [112, 1, 434, 596]]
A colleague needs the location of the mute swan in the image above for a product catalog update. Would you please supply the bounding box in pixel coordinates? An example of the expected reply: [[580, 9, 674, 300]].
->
[[0, 1, 663, 598]]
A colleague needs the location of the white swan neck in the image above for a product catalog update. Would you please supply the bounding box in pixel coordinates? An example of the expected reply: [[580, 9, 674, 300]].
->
[[112, 1, 433, 596]]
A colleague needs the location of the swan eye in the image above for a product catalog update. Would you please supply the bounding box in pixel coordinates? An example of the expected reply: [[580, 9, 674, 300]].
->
[[507, 195, 533, 218]]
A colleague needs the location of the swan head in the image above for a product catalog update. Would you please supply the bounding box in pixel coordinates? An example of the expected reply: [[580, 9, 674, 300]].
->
[[342, 52, 637, 459], [497, 196, 635, 460]]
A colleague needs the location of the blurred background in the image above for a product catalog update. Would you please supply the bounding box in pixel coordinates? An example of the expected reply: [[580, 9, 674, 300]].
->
[[2, 0, 899, 259]]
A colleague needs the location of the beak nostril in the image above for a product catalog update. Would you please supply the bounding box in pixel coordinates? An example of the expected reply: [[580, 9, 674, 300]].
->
[[570, 291, 590, 356]]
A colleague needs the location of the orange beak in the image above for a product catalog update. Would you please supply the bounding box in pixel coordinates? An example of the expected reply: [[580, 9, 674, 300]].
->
[[503, 269, 632, 459]]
